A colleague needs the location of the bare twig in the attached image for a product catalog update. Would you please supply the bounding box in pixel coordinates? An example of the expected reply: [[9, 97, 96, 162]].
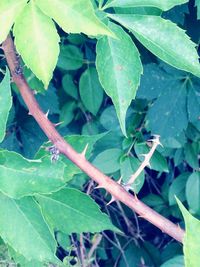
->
[[126, 135, 162, 190], [87, 234, 102, 260], [79, 234, 86, 267], [2, 35, 185, 243]]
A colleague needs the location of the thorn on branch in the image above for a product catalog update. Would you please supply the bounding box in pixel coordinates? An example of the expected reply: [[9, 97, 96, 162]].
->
[[33, 90, 38, 95], [54, 121, 64, 127], [45, 110, 50, 118], [80, 143, 89, 158], [107, 195, 116, 206], [94, 184, 104, 190], [117, 176, 123, 185]]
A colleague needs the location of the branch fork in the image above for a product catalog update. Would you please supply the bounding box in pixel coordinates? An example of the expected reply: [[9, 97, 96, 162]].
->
[[107, 135, 162, 203]]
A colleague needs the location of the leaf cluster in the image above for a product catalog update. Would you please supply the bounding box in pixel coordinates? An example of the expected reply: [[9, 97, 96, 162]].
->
[[0, 0, 200, 266]]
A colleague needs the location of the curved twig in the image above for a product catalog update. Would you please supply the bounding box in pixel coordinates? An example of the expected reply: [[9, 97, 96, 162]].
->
[[2, 35, 185, 243]]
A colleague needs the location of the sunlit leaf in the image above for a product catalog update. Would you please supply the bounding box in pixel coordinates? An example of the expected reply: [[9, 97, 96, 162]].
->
[[0, 0, 26, 44], [13, 1, 60, 88], [35, 0, 114, 37]]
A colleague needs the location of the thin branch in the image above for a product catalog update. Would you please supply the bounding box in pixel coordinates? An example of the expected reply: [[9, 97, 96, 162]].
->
[[87, 234, 102, 260], [2, 35, 185, 243], [126, 135, 161, 189]]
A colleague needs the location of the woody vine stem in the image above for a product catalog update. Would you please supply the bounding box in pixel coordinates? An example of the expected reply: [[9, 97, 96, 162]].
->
[[2, 35, 184, 243]]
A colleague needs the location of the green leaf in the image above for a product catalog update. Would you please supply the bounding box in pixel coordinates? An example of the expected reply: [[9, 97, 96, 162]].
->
[[36, 188, 118, 234], [161, 243, 183, 262], [13, 1, 60, 88], [146, 81, 188, 138], [113, 6, 161, 15], [0, 194, 57, 263], [119, 241, 154, 267], [136, 63, 171, 100], [62, 74, 78, 100], [120, 156, 145, 193], [104, 0, 188, 11], [92, 148, 122, 173], [79, 67, 104, 115], [35, 0, 114, 37], [184, 142, 200, 169], [160, 255, 184, 267], [36, 84, 60, 115], [8, 246, 44, 267], [187, 86, 200, 125], [0, 69, 12, 143], [18, 117, 46, 159], [108, 14, 200, 77], [168, 173, 189, 205], [177, 198, 200, 267], [142, 194, 165, 207], [0, 150, 66, 198], [96, 22, 142, 136], [59, 101, 77, 127], [186, 172, 200, 214], [196, 0, 200, 20], [0, 0, 26, 44], [57, 45, 84, 71], [100, 105, 121, 133]]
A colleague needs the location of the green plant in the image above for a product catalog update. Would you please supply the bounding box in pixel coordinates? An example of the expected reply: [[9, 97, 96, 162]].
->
[[0, 0, 199, 266]]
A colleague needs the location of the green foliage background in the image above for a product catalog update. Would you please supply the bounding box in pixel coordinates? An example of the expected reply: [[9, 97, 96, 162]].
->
[[0, 0, 200, 266]]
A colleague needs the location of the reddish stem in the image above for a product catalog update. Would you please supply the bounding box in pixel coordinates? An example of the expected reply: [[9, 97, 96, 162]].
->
[[2, 35, 185, 243]]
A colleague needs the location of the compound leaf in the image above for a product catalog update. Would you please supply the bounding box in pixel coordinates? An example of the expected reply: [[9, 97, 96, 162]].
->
[[108, 14, 200, 78]]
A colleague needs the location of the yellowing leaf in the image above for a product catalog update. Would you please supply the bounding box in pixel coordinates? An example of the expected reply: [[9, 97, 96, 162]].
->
[[13, 1, 60, 88], [0, 0, 26, 44], [35, 0, 114, 37]]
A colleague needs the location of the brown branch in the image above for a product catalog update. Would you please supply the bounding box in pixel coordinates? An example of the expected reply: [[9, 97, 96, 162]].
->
[[2, 35, 185, 243]]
